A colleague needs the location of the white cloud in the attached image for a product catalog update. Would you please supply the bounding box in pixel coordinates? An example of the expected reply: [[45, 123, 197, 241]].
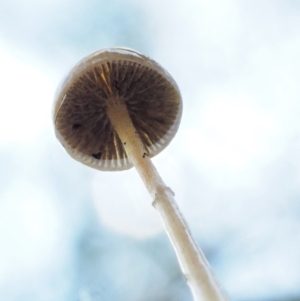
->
[[91, 169, 164, 238], [0, 180, 62, 284], [185, 93, 278, 172], [0, 49, 55, 143]]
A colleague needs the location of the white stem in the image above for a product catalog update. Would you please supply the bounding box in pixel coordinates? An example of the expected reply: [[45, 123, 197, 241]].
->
[[106, 97, 229, 301]]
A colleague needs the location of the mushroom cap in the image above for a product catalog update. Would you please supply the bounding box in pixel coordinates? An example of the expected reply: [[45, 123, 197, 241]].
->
[[53, 47, 182, 171]]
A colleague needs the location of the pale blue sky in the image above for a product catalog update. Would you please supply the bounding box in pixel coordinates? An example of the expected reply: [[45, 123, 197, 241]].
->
[[0, 0, 300, 300]]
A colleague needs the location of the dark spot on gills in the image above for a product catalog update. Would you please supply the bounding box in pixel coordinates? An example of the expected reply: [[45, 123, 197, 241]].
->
[[92, 152, 102, 159]]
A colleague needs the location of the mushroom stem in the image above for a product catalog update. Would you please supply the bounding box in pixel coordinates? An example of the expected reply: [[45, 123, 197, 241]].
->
[[106, 97, 228, 301], [106, 96, 161, 197]]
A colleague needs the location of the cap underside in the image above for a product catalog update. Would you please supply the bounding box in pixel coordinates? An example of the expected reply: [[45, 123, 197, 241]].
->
[[54, 49, 182, 171]]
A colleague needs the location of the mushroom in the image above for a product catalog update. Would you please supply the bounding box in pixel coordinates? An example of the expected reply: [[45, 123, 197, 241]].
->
[[53, 47, 227, 301]]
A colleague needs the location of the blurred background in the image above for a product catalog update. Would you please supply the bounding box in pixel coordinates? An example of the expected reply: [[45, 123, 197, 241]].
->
[[1, 0, 300, 300]]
